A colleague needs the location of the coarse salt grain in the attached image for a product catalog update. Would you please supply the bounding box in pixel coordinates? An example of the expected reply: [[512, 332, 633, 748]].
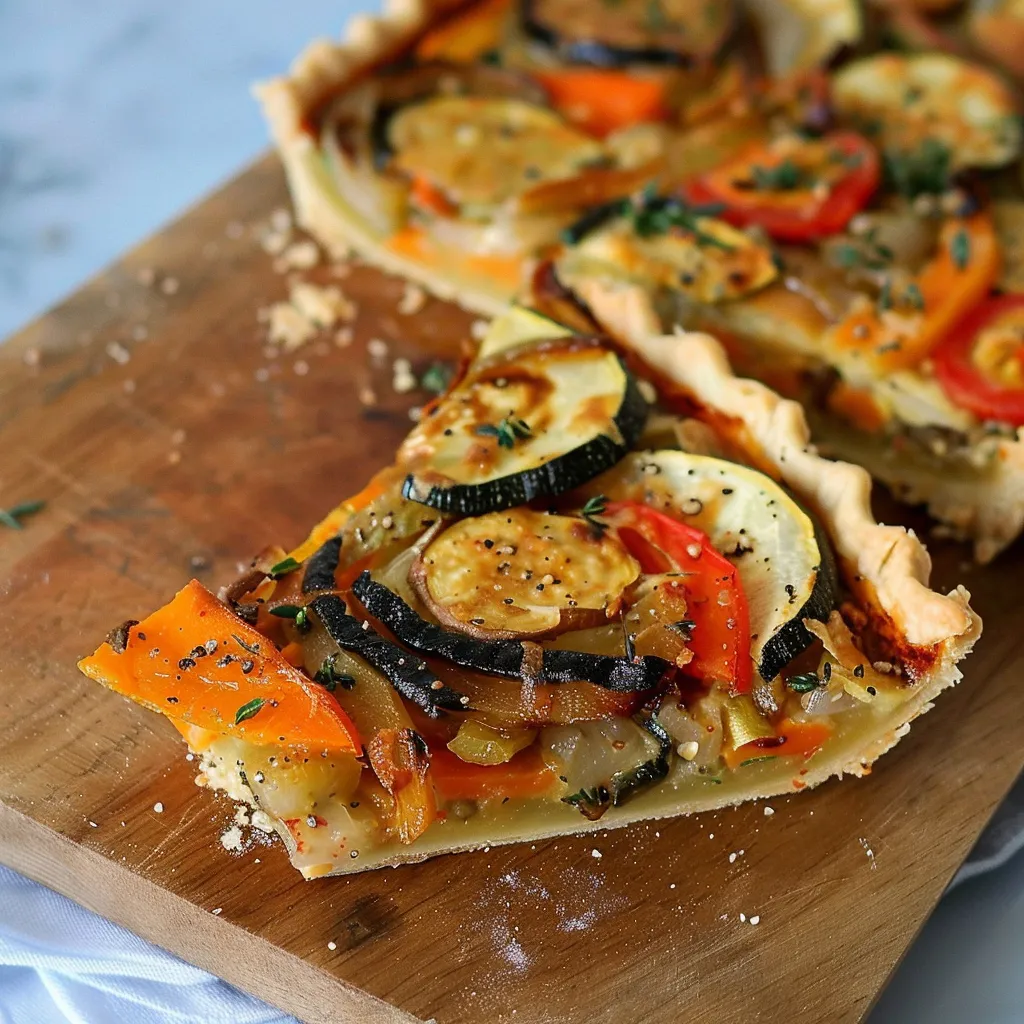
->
[[153, 802, 164, 813], [749, 915, 760, 925], [88, 821, 98, 828], [367, 337, 389, 359], [106, 342, 131, 365], [739, 913, 746, 923], [591, 849, 602, 859], [212, 908, 222, 916], [160, 277, 180, 296], [764, 806, 774, 816], [327, 941, 337, 951], [470, 318, 489, 340]]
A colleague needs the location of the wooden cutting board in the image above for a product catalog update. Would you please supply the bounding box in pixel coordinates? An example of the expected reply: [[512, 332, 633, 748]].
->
[[1, 155, 1022, 1024]]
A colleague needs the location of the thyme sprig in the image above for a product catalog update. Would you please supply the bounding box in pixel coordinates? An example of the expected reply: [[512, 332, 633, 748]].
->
[[0, 499, 45, 530]]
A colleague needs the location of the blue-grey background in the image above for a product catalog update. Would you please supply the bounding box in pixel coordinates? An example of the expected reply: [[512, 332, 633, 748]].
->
[[0, 2, 1021, 1020]]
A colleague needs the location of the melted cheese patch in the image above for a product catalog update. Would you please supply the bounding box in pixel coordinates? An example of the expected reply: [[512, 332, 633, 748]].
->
[[417, 509, 640, 637], [389, 96, 603, 209]]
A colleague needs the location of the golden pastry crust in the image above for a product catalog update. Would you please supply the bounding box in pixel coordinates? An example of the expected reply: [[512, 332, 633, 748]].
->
[[565, 273, 1024, 563]]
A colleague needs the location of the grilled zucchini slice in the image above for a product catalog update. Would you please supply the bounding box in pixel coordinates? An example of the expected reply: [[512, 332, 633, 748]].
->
[[591, 450, 839, 681], [475, 305, 575, 362], [832, 53, 1021, 170], [399, 337, 648, 515]]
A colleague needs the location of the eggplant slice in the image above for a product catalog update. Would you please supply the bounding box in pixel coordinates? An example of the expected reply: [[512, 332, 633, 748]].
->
[[399, 337, 648, 515], [411, 507, 641, 639], [352, 572, 670, 693], [309, 594, 469, 717], [521, 0, 734, 67], [588, 449, 839, 681]]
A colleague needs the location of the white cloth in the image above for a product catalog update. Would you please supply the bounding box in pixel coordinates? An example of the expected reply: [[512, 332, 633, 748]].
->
[[0, 867, 296, 1024]]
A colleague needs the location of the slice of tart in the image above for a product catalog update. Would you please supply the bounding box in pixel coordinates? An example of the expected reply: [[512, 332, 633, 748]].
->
[[79, 307, 980, 878]]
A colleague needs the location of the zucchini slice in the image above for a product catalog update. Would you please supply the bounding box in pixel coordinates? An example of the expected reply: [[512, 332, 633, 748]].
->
[[399, 337, 648, 515], [351, 572, 669, 693], [832, 53, 1021, 170], [555, 207, 779, 305], [411, 508, 641, 639], [475, 304, 575, 363], [388, 95, 604, 210], [589, 450, 839, 681], [522, 0, 733, 67]]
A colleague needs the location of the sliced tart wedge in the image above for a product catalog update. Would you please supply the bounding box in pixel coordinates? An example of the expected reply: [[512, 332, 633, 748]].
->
[[80, 312, 979, 878]]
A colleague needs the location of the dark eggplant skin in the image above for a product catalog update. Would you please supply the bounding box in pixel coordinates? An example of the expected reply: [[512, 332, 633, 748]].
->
[[352, 572, 669, 693], [756, 512, 840, 682], [301, 536, 342, 594], [520, 0, 721, 68], [402, 353, 649, 516], [309, 594, 469, 717]]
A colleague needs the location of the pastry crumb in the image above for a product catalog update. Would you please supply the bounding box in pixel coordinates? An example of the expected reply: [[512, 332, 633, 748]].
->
[[279, 240, 320, 270], [397, 282, 427, 316], [220, 825, 244, 852], [136, 267, 156, 287], [268, 302, 316, 352], [160, 277, 180, 296], [470, 318, 490, 340], [106, 341, 131, 365]]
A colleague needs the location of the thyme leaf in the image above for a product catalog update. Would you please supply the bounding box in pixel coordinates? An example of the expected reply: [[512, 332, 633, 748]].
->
[[0, 499, 45, 530], [234, 698, 267, 725]]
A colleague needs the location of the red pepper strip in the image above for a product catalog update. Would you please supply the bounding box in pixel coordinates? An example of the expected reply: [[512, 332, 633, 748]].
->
[[79, 580, 361, 752], [684, 131, 880, 242], [604, 501, 753, 694], [933, 294, 1024, 425], [722, 718, 833, 770]]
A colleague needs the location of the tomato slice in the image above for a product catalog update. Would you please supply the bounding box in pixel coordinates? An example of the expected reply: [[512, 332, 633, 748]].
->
[[684, 132, 880, 242], [934, 294, 1024, 425], [78, 580, 361, 753], [604, 502, 752, 694]]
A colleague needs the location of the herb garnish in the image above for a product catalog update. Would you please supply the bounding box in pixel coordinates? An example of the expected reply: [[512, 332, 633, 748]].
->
[[951, 228, 970, 271], [269, 556, 301, 579], [562, 784, 611, 820], [749, 159, 807, 192], [0, 499, 45, 530], [740, 755, 779, 767], [904, 282, 925, 311], [270, 604, 310, 630], [234, 698, 266, 725], [476, 417, 532, 449], [668, 619, 697, 640], [882, 139, 951, 197], [420, 361, 453, 394], [786, 672, 820, 693], [315, 653, 356, 692], [580, 494, 608, 536], [632, 192, 733, 249], [877, 277, 893, 313]]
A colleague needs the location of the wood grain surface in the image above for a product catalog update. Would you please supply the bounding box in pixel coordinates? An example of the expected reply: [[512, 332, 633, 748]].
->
[[1, 155, 1022, 1024]]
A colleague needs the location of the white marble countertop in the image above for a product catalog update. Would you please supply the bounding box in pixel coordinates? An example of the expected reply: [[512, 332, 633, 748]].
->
[[0, 2, 1021, 1021]]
